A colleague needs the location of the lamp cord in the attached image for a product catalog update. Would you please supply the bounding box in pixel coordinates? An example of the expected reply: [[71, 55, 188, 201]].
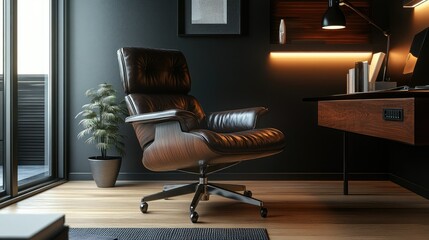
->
[[340, 0, 391, 81]]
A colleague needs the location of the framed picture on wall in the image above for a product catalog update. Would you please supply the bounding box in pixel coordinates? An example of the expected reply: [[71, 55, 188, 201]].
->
[[178, 0, 245, 36]]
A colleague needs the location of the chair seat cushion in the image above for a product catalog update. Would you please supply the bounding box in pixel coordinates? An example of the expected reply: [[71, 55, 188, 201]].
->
[[191, 128, 285, 154]]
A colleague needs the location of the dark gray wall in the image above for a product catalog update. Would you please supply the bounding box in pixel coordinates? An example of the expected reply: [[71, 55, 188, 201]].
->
[[68, 0, 389, 181]]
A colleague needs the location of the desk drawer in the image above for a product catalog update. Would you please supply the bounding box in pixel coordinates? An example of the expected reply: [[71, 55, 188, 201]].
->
[[318, 98, 417, 144]]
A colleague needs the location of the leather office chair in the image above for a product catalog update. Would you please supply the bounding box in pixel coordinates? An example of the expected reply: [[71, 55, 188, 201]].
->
[[117, 47, 286, 223]]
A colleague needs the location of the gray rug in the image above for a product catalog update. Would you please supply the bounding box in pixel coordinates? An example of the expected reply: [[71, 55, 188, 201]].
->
[[69, 228, 269, 240]]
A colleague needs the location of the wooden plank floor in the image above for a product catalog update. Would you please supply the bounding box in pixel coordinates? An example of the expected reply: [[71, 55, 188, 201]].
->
[[2, 180, 429, 239]]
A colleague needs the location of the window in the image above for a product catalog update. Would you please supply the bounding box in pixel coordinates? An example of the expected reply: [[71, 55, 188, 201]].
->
[[0, 0, 65, 205], [0, 0, 4, 194], [17, 0, 51, 187]]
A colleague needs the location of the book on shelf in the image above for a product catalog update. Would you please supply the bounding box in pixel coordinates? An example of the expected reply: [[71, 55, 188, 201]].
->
[[347, 68, 355, 94], [354, 61, 369, 92], [369, 52, 385, 83]]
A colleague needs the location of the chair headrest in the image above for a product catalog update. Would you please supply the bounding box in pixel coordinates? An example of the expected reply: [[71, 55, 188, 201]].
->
[[117, 47, 191, 95]]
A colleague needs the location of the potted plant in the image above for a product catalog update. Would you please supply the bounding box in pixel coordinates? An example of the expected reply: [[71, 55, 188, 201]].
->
[[75, 83, 127, 187]]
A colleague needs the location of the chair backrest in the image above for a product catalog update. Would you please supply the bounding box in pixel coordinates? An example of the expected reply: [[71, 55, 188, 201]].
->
[[119, 47, 191, 95], [117, 47, 206, 148]]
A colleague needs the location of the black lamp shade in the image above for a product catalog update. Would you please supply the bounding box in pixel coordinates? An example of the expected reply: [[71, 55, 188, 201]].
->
[[322, 0, 346, 29]]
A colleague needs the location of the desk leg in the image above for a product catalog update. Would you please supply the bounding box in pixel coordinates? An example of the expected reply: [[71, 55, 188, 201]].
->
[[343, 132, 349, 195]]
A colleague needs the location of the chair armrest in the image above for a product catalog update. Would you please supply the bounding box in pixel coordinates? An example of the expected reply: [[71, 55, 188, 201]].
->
[[126, 109, 200, 131], [206, 107, 268, 132]]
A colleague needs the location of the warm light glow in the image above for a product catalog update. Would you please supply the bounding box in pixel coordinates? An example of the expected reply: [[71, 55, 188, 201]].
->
[[403, 0, 429, 8], [270, 52, 372, 60], [268, 51, 373, 85], [269, 52, 373, 71], [412, 0, 429, 31], [322, 25, 346, 30], [414, 0, 429, 12], [389, 47, 411, 74], [403, 53, 418, 74]]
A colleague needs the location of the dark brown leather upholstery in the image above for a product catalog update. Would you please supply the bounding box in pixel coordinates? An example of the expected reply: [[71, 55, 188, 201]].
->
[[117, 47, 286, 223], [191, 128, 285, 154], [118, 47, 191, 94], [118, 47, 205, 149], [206, 107, 268, 133], [117, 47, 286, 172]]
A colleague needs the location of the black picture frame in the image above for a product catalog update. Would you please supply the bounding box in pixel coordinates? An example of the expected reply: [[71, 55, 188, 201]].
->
[[178, 0, 244, 36]]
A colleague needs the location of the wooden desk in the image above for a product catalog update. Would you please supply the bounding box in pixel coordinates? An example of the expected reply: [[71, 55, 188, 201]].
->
[[304, 90, 429, 194]]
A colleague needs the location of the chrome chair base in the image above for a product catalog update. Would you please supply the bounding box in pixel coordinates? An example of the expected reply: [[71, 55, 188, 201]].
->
[[140, 177, 267, 223]]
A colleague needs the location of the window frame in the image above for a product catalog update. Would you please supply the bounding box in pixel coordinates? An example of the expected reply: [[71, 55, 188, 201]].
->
[[0, 0, 66, 207]]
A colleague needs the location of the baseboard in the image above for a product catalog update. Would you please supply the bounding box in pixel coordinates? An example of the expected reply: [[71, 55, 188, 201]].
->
[[68, 172, 389, 181], [69, 172, 429, 200], [389, 174, 429, 200]]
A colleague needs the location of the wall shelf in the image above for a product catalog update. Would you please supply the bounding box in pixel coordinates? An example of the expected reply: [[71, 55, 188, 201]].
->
[[270, 43, 383, 52]]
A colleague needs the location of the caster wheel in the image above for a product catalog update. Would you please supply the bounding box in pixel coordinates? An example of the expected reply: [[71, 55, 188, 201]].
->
[[190, 211, 199, 223], [260, 207, 268, 218], [244, 190, 252, 198], [140, 202, 148, 213]]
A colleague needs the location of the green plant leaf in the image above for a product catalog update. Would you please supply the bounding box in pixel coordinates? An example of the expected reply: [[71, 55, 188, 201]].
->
[[76, 83, 126, 157]]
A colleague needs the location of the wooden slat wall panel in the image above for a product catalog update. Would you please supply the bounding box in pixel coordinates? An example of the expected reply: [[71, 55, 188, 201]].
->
[[270, 0, 371, 44]]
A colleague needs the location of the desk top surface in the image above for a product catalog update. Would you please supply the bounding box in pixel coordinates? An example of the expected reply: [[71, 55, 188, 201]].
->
[[304, 89, 429, 101]]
